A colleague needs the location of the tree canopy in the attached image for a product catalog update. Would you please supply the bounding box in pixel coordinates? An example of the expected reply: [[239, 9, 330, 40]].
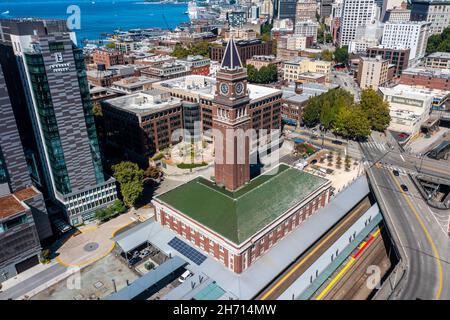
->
[[334, 46, 349, 64], [247, 64, 278, 84], [426, 27, 450, 54], [112, 161, 144, 207], [358, 88, 391, 132], [171, 42, 211, 59], [302, 88, 372, 139]]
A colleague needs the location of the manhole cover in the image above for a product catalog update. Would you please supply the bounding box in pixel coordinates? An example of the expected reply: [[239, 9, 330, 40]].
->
[[84, 242, 99, 252]]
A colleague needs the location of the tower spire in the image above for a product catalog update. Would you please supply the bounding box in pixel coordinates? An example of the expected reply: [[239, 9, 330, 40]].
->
[[220, 38, 243, 70]]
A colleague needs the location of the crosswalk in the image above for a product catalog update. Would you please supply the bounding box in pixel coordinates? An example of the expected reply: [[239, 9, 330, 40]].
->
[[361, 141, 388, 152], [361, 160, 409, 175]]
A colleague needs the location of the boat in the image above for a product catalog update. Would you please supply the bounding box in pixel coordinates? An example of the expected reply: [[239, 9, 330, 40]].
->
[[1, 10, 10, 15]]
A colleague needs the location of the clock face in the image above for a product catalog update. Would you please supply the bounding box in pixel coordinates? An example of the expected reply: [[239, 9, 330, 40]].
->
[[220, 83, 229, 95], [235, 82, 244, 95]]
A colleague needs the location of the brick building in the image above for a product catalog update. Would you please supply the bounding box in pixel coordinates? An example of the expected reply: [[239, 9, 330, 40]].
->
[[210, 39, 272, 64], [101, 90, 183, 166], [152, 40, 331, 273], [177, 55, 211, 76], [92, 49, 125, 68], [399, 67, 450, 91], [367, 46, 410, 77]]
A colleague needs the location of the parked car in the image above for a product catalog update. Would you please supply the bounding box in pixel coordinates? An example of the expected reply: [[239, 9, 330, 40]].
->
[[393, 170, 399, 176], [401, 184, 408, 192], [331, 140, 343, 145], [178, 270, 192, 283]]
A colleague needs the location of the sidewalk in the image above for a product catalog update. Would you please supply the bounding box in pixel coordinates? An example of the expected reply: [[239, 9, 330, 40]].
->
[[0, 260, 58, 292]]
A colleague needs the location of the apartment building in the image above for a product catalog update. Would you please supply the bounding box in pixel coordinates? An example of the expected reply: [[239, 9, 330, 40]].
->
[[425, 52, 450, 69], [357, 56, 391, 90]]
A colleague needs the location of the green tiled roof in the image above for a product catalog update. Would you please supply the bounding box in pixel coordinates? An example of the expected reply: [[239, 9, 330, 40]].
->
[[156, 164, 328, 244]]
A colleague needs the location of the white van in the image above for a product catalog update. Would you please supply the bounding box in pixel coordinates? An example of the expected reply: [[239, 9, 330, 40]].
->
[[178, 270, 192, 283]]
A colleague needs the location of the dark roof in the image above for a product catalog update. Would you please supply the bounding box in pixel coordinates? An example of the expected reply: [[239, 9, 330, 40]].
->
[[220, 38, 243, 70], [105, 256, 187, 300], [155, 164, 330, 244]]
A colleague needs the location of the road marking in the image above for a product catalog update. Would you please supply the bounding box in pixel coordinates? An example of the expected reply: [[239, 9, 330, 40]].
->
[[259, 203, 367, 300], [399, 154, 405, 162], [389, 171, 444, 300]]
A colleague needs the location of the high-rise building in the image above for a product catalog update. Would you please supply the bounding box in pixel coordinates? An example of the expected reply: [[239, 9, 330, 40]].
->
[[411, 0, 450, 35], [276, 0, 298, 23], [296, 0, 318, 22], [0, 66, 49, 280], [381, 21, 430, 62], [320, 0, 334, 18], [0, 19, 117, 226], [338, 0, 378, 47]]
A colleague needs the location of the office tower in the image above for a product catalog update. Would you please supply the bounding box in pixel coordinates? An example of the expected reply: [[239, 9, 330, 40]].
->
[[320, 0, 334, 18], [338, 0, 378, 47], [411, 0, 450, 35], [0, 66, 47, 281], [0, 19, 117, 226], [276, 0, 298, 23]]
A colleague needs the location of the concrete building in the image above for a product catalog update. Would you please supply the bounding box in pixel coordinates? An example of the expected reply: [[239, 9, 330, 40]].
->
[[357, 56, 391, 90], [296, 0, 318, 22], [367, 45, 410, 77], [0, 19, 117, 226], [283, 57, 332, 82], [411, 0, 450, 35], [101, 90, 183, 166], [381, 0, 406, 20], [223, 28, 257, 41], [379, 84, 433, 137], [425, 52, 450, 69], [320, 0, 334, 18], [339, 0, 378, 47], [110, 76, 159, 95], [348, 20, 384, 54], [381, 21, 430, 62], [152, 40, 332, 274], [141, 62, 190, 80], [227, 11, 247, 28], [294, 20, 319, 42], [278, 34, 310, 50], [384, 3, 411, 22], [246, 55, 282, 71]]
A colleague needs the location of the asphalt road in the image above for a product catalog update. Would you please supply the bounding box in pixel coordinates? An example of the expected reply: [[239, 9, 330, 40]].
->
[[0, 263, 67, 300], [367, 166, 450, 300], [361, 132, 450, 300], [331, 70, 361, 101], [360, 133, 450, 180]]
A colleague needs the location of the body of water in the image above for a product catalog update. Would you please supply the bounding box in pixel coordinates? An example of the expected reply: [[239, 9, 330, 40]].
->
[[0, 0, 189, 42]]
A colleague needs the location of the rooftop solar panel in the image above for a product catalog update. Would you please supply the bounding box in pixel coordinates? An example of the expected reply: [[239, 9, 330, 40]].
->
[[168, 237, 207, 265]]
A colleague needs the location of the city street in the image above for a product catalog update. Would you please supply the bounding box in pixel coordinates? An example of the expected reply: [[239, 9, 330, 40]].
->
[[331, 70, 361, 101]]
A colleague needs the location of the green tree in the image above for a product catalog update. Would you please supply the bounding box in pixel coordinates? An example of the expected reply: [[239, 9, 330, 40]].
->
[[321, 49, 333, 61], [120, 180, 144, 208], [302, 96, 322, 127], [112, 161, 144, 208], [359, 88, 391, 131], [105, 42, 116, 49], [171, 43, 189, 58], [334, 46, 349, 64], [427, 27, 450, 53]]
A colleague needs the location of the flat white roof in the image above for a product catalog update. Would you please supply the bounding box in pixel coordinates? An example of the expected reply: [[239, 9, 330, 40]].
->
[[155, 75, 281, 101]]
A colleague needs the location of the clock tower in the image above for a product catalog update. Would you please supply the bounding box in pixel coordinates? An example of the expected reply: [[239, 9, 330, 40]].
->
[[213, 38, 251, 191]]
